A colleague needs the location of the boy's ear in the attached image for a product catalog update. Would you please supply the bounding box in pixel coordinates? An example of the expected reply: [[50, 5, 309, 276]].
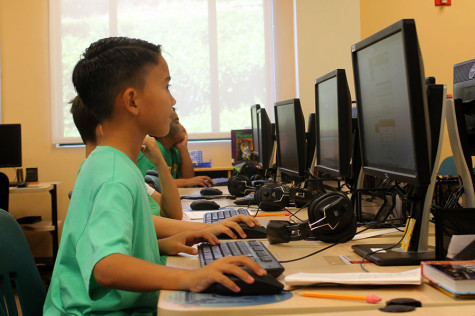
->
[[120, 87, 140, 116]]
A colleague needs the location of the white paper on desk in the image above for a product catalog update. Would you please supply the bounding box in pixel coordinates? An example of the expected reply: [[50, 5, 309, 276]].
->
[[285, 268, 421, 286], [182, 210, 209, 220]]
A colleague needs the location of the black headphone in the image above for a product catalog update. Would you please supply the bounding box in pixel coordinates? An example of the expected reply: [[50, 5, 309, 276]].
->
[[266, 191, 357, 244], [253, 180, 325, 211], [254, 182, 290, 211], [227, 175, 253, 197]]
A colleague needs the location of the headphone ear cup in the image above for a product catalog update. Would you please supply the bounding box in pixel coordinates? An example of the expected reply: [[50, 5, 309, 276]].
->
[[307, 191, 356, 243], [255, 183, 289, 211], [227, 175, 251, 197]]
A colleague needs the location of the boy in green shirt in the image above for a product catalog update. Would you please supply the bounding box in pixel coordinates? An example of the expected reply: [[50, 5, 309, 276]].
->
[[44, 37, 265, 315], [137, 110, 214, 187]]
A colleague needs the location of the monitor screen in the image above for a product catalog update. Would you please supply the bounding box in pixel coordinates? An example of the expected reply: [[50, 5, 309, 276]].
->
[[256, 108, 274, 171], [0, 124, 22, 168], [274, 99, 306, 179], [352, 19, 431, 186], [250, 104, 261, 158], [315, 69, 352, 178]]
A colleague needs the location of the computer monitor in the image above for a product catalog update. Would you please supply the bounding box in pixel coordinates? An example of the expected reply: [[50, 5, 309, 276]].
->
[[274, 99, 307, 179], [351, 19, 435, 265], [306, 113, 316, 171], [315, 69, 352, 178], [250, 104, 261, 158], [256, 108, 275, 171], [0, 124, 22, 168], [453, 58, 475, 185]]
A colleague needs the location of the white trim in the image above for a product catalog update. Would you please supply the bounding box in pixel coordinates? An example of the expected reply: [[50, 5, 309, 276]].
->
[[293, 0, 299, 98], [49, 0, 64, 144]]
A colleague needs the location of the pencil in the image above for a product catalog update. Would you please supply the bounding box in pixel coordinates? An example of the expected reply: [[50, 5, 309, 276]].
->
[[254, 211, 290, 217], [298, 291, 381, 304]]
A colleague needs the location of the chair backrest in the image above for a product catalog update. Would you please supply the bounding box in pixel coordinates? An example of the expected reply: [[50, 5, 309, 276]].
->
[[0, 172, 9, 211], [0, 210, 46, 316], [438, 156, 457, 176]]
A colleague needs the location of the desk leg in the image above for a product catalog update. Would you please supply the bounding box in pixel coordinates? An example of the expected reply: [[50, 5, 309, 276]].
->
[[49, 185, 58, 261]]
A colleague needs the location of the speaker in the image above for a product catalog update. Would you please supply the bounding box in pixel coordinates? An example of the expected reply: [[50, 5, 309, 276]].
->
[[266, 191, 357, 244]]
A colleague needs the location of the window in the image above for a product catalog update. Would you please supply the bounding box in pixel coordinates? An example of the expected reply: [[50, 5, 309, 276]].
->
[[50, 0, 275, 144]]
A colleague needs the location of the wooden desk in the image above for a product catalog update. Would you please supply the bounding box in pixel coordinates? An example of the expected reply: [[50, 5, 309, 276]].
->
[[10, 182, 60, 263], [158, 188, 475, 315], [195, 166, 234, 178]]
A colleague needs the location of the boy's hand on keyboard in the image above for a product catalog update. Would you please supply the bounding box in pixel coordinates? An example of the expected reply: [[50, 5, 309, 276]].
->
[[205, 215, 260, 239], [157, 231, 219, 255], [184, 256, 266, 293], [180, 176, 213, 187]]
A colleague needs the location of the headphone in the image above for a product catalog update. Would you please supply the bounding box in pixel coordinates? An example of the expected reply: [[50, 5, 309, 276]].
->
[[266, 191, 357, 244], [253, 180, 326, 211]]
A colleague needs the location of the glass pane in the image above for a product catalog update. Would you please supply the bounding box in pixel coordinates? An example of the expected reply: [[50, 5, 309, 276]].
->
[[216, 0, 266, 132], [117, 0, 212, 134], [61, 0, 110, 138]]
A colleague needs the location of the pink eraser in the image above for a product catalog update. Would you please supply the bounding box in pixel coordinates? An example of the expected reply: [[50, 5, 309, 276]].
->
[[284, 211, 291, 216], [366, 295, 382, 304]]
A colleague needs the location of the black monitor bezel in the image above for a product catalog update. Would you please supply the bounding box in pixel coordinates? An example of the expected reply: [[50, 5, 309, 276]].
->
[[306, 113, 316, 171], [274, 98, 307, 179], [0, 124, 22, 168], [314, 69, 353, 178], [256, 108, 274, 171], [352, 19, 432, 186], [250, 104, 261, 158]]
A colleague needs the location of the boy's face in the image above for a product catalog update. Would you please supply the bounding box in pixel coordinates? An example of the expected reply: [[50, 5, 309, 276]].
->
[[138, 54, 176, 138]]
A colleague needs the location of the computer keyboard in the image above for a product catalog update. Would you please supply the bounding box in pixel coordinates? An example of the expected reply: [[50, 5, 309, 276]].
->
[[233, 193, 256, 205], [198, 240, 285, 277], [9, 181, 27, 187], [211, 177, 229, 186], [203, 208, 251, 224]]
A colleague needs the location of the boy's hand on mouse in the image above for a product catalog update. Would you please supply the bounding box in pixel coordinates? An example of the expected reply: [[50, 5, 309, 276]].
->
[[158, 231, 219, 256], [205, 215, 260, 239], [182, 256, 266, 293]]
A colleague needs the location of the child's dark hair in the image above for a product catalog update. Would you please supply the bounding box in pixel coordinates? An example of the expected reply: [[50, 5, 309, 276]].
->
[[70, 95, 99, 144], [72, 37, 162, 122]]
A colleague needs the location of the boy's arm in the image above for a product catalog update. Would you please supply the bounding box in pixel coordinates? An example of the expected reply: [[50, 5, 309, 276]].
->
[[142, 136, 183, 220], [152, 214, 260, 239], [174, 176, 213, 187], [93, 253, 266, 293], [174, 127, 195, 179]]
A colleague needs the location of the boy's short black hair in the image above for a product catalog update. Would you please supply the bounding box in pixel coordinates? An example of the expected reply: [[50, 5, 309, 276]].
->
[[70, 95, 99, 144], [72, 37, 162, 122]]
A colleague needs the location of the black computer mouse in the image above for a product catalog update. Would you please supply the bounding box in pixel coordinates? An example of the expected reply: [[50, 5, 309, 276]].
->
[[190, 200, 221, 211], [203, 270, 283, 296], [217, 223, 267, 239], [200, 187, 223, 196]]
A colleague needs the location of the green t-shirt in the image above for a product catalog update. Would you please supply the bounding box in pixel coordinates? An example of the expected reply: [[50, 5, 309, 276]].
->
[[43, 146, 165, 315], [136, 140, 181, 179]]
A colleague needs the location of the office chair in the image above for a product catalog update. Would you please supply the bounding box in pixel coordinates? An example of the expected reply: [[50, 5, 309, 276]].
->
[[0, 171, 9, 211], [0, 210, 47, 316]]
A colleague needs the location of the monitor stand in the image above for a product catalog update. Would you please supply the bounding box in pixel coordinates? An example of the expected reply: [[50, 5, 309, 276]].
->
[[353, 87, 448, 266]]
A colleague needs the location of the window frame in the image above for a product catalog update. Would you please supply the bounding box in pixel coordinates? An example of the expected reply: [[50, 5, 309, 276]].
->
[[49, 0, 276, 144]]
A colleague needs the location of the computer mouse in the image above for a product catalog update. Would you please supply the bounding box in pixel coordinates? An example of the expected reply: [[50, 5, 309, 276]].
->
[[203, 270, 283, 296], [217, 223, 267, 239], [200, 187, 223, 196], [190, 200, 221, 211]]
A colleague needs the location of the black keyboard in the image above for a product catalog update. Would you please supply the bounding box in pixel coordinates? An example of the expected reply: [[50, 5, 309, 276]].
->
[[203, 208, 251, 224], [9, 181, 27, 187], [234, 193, 256, 205], [211, 177, 229, 186], [198, 240, 285, 277]]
